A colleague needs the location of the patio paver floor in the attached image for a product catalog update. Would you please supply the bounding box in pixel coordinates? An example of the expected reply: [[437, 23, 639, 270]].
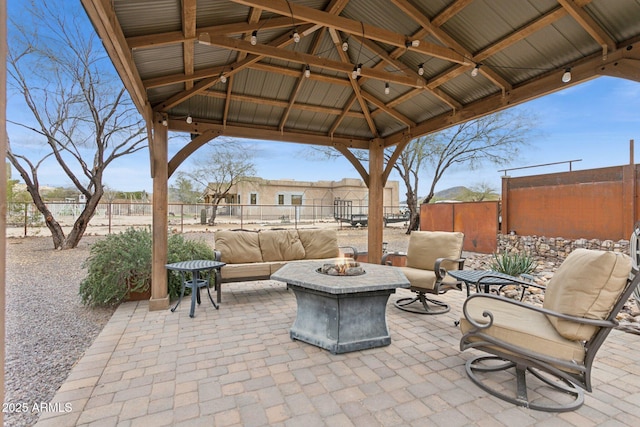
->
[[35, 280, 640, 426]]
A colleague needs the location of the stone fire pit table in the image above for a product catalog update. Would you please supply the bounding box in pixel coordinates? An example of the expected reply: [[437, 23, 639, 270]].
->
[[271, 260, 410, 354]]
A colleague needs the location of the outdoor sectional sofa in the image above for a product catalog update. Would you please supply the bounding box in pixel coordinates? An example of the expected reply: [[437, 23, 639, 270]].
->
[[213, 228, 357, 285]]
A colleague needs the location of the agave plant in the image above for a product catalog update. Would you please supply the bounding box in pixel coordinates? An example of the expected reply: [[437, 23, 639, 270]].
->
[[489, 251, 536, 277]]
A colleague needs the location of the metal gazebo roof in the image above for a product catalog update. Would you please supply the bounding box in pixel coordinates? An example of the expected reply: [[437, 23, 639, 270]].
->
[[82, 0, 640, 151], [79, 0, 640, 310]]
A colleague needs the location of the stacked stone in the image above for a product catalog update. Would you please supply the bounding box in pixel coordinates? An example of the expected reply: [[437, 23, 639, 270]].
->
[[497, 234, 630, 268]]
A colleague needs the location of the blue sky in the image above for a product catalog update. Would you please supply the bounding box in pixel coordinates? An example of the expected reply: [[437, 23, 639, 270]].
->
[[5, 1, 639, 199], [172, 76, 637, 198], [9, 75, 638, 198]]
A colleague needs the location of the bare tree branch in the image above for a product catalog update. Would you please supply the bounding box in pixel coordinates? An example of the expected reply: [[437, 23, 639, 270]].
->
[[303, 109, 537, 232], [178, 139, 256, 225], [5, 0, 147, 249]]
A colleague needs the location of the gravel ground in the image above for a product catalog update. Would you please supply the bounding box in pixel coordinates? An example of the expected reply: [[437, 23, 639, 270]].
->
[[2, 227, 410, 427], [4, 236, 116, 427], [3, 226, 638, 426]]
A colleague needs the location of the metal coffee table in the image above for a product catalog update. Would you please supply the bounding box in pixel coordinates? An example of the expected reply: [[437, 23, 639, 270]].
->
[[448, 269, 532, 299], [271, 260, 409, 354]]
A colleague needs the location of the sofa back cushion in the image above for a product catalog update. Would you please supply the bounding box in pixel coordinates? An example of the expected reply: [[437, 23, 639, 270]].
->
[[543, 248, 632, 341], [406, 231, 464, 271], [259, 230, 306, 262], [298, 229, 339, 259], [214, 230, 263, 264]]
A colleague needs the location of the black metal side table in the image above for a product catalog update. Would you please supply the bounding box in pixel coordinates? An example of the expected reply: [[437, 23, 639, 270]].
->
[[166, 260, 225, 317], [448, 269, 533, 299]]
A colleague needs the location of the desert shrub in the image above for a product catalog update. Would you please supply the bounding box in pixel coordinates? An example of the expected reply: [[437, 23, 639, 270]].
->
[[80, 228, 214, 306], [489, 251, 536, 277]]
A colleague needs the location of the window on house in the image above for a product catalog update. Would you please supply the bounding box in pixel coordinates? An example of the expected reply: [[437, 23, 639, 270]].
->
[[291, 195, 302, 205], [278, 194, 285, 205], [250, 193, 257, 205]]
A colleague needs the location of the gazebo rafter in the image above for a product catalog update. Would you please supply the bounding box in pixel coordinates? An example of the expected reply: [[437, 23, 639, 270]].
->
[[80, 0, 640, 310]]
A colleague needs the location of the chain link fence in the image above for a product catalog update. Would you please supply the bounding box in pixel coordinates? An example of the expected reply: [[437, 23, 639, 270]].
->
[[6, 202, 408, 237]]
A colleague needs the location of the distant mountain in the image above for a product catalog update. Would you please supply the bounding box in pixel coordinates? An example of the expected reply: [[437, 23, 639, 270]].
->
[[402, 187, 469, 204], [402, 185, 500, 204], [433, 186, 468, 200]]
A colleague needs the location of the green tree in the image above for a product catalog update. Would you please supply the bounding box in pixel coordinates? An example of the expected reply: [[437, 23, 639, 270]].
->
[[6, 178, 19, 202], [170, 175, 200, 204], [41, 186, 78, 201]]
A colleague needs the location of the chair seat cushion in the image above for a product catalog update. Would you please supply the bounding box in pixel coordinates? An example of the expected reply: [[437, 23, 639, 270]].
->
[[219, 263, 272, 281], [400, 266, 459, 292], [460, 296, 586, 365]]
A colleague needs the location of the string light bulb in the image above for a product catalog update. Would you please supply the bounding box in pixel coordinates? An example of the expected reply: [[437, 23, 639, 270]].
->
[[405, 40, 420, 48], [198, 32, 211, 45], [418, 63, 424, 76], [304, 65, 310, 78], [219, 73, 227, 83], [352, 65, 358, 79], [562, 68, 572, 83], [161, 118, 168, 127], [471, 64, 481, 77], [384, 82, 390, 95], [292, 30, 300, 43], [250, 30, 257, 45], [342, 41, 348, 51], [186, 115, 193, 124], [356, 63, 362, 76]]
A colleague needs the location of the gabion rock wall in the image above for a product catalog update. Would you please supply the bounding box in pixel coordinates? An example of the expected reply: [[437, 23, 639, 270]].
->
[[497, 234, 631, 270]]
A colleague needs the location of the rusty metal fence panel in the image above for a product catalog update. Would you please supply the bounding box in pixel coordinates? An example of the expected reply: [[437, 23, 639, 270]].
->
[[420, 201, 499, 253], [501, 165, 636, 241]]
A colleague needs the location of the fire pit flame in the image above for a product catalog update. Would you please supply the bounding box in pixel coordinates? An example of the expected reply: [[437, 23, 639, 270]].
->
[[317, 258, 366, 276]]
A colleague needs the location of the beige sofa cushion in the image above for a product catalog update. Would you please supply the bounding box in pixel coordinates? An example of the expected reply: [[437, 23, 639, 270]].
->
[[460, 296, 586, 365], [298, 229, 339, 259], [405, 231, 464, 271], [219, 263, 271, 281], [543, 248, 632, 341], [259, 230, 306, 262], [214, 230, 263, 264]]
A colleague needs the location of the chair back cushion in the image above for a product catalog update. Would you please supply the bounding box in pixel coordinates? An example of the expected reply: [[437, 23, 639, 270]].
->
[[543, 248, 632, 341], [405, 231, 464, 271], [214, 230, 263, 264]]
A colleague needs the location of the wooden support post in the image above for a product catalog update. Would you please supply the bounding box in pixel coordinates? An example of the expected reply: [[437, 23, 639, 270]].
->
[[1, 0, 7, 419], [501, 175, 509, 235], [367, 139, 384, 264], [623, 139, 636, 235], [149, 113, 170, 310]]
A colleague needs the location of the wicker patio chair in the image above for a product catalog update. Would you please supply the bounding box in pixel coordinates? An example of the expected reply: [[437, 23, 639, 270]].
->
[[459, 248, 638, 412], [382, 231, 465, 314]]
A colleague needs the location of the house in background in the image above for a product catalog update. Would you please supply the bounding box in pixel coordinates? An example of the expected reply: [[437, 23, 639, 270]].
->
[[203, 177, 401, 221]]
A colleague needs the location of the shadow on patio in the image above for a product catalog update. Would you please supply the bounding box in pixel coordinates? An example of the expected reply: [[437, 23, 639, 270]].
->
[[36, 281, 640, 426]]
